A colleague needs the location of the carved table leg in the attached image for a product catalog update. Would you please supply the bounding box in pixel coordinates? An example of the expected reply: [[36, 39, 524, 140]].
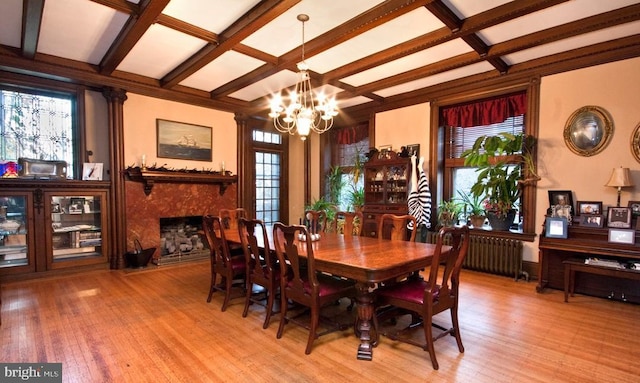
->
[[355, 282, 375, 360]]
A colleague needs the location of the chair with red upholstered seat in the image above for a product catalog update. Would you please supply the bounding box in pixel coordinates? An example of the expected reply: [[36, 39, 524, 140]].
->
[[238, 217, 281, 329], [220, 208, 248, 255], [202, 215, 246, 311], [273, 222, 356, 354], [374, 225, 470, 370]]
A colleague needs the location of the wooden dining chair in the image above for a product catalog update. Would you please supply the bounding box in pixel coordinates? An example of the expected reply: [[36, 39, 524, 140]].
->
[[238, 217, 281, 329], [334, 211, 363, 237], [220, 208, 248, 255], [272, 222, 356, 355], [374, 225, 470, 370], [304, 210, 327, 234], [378, 213, 417, 242], [202, 215, 247, 311]]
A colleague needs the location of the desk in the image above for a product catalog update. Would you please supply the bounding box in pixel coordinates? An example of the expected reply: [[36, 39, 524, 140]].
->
[[225, 229, 445, 360]]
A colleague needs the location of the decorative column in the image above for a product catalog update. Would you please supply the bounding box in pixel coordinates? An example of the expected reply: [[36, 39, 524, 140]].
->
[[102, 87, 127, 269]]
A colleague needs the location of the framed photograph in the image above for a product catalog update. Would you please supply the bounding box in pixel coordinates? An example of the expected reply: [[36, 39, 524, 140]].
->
[[68, 198, 85, 215], [51, 203, 61, 214], [157, 119, 212, 161], [545, 217, 568, 239], [378, 145, 392, 159], [82, 163, 103, 180], [607, 207, 632, 228], [580, 214, 604, 228], [628, 200, 640, 219], [608, 228, 635, 245], [576, 201, 602, 216], [406, 144, 420, 158], [548, 190, 573, 211], [551, 204, 572, 225]]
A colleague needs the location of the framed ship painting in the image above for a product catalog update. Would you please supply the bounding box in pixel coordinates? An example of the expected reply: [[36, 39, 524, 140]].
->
[[157, 119, 212, 161]]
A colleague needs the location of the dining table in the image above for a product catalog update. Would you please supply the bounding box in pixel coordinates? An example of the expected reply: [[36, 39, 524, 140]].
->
[[225, 227, 448, 361]]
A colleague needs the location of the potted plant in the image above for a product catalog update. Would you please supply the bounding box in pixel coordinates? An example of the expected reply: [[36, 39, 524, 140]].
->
[[437, 199, 463, 227], [461, 133, 539, 230], [458, 191, 486, 228]]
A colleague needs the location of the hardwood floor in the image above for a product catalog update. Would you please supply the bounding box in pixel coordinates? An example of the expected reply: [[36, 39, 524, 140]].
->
[[1, 260, 639, 382]]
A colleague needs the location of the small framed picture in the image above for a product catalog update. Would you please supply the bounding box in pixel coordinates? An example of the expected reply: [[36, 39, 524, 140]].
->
[[576, 201, 602, 216], [378, 145, 392, 159], [548, 190, 574, 211], [580, 214, 604, 228], [406, 144, 420, 158], [628, 200, 640, 219], [608, 228, 635, 244], [51, 203, 61, 214], [82, 163, 103, 181], [607, 207, 632, 228], [545, 217, 568, 238], [551, 204, 572, 225], [69, 198, 85, 215]]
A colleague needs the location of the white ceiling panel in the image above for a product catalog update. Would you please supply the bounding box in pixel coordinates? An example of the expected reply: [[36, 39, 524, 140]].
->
[[229, 70, 299, 102], [306, 8, 445, 74], [443, 0, 512, 19], [38, 0, 129, 64], [180, 50, 265, 92], [0, 0, 22, 48], [162, 0, 261, 33], [374, 62, 495, 98], [502, 21, 640, 66], [341, 39, 473, 87], [116, 24, 207, 79], [241, 0, 384, 57], [477, 0, 640, 45]]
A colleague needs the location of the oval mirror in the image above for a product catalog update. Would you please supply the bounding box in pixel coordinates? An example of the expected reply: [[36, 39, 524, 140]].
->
[[631, 122, 640, 163], [563, 105, 613, 156]]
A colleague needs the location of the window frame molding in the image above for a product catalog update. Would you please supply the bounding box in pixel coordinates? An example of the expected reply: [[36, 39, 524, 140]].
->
[[429, 78, 540, 241], [0, 71, 86, 179]]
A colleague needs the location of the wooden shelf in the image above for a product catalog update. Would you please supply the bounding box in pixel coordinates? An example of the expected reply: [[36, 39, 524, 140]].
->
[[124, 167, 237, 196]]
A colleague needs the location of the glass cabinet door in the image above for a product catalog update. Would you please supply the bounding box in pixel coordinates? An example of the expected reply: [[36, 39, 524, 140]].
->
[[47, 192, 107, 269], [0, 193, 31, 270]]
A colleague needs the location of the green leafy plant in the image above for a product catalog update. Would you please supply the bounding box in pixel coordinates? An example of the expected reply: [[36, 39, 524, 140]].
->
[[346, 187, 364, 212], [437, 199, 463, 227], [305, 196, 336, 223], [457, 190, 485, 216], [461, 133, 538, 218]]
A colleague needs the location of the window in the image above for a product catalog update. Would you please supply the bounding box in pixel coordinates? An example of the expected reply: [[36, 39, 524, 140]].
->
[[253, 129, 283, 225], [327, 124, 369, 212], [0, 88, 76, 177], [439, 90, 534, 234]]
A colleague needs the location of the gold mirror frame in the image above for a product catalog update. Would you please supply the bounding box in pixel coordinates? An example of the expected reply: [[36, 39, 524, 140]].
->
[[563, 105, 613, 157], [631, 121, 640, 163]]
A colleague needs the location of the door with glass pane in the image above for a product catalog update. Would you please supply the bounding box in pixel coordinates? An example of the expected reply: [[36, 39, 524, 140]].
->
[[255, 150, 281, 225], [0, 192, 34, 274]]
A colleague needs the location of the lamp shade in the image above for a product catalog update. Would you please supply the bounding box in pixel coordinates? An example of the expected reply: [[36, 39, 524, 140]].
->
[[605, 167, 634, 188]]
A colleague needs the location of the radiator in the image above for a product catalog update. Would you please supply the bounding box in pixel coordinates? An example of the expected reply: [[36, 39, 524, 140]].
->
[[426, 231, 527, 281]]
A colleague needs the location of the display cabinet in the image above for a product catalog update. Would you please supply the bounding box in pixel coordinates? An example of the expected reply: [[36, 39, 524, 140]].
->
[[0, 180, 109, 278], [362, 151, 411, 238], [0, 192, 34, 273], [46, 191, 108, 269]]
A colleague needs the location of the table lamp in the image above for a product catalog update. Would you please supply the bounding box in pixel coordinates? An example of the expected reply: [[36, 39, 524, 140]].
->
[[605, 167, 634, 207]]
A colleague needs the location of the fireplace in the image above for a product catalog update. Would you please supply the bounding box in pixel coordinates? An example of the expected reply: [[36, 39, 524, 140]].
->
[[156, 216, 209, 264], [125, 178, 237, 268]]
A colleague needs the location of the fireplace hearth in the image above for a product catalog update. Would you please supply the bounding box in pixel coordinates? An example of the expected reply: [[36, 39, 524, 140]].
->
[[155, 216, 209, 265]]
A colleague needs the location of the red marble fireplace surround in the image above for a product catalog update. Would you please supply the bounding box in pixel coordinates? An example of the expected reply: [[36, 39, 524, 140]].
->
[[124, 180, 237, 257]]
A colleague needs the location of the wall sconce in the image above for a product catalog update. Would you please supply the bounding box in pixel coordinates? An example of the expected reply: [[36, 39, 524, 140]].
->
[[605, 167, 634, 207]]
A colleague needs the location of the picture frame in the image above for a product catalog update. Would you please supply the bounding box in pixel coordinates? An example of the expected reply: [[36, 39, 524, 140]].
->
[[51, 203, 61, 214], [156, 119, 212, 161], [628, 200, 640, 219], [548, 190, 573, 212], [406, 144, 420, 158], [576, 201, 602, 216], [378, 145, 392, 159], [563, 105, 613, 157], [608, 228, 635, 245], [551, 204, 572, 225], [580, 214, 604, 228], [82, 163, 103, 181], [68, 198, 85, 215], [607, 207, 632, 228], [545, 217, 568, 238]]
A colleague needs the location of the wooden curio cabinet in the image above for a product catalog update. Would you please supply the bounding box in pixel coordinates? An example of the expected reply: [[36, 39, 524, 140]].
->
[[361, 150, 411, 238]]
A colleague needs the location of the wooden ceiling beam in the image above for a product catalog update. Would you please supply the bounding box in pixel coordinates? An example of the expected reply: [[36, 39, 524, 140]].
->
[[21, 0, 45, 59], [99, 0, 171, 74]]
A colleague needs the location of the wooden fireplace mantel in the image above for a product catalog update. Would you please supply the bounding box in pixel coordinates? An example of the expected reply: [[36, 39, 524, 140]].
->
[[124, 167, 237, 196]]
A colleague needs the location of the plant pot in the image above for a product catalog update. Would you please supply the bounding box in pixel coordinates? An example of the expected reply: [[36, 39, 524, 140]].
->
[[486, 210, 516, 231], [469, 215, 486, 228]]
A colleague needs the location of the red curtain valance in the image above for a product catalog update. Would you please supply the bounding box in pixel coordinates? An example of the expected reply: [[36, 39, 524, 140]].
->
[[440, 92, 527, 128], [332, 123, 369, 145]]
